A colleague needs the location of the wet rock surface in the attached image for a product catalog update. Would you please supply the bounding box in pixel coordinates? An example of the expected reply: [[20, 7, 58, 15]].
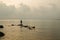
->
[[0, 25, 4, 28], [0, 32, 5, 37]]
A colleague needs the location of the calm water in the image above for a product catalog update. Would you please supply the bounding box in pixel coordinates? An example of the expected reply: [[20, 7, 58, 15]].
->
[[0, 19, 60, 40]]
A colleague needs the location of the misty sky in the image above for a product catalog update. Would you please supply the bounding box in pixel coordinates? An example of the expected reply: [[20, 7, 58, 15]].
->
[[0, 0, 60, 19]]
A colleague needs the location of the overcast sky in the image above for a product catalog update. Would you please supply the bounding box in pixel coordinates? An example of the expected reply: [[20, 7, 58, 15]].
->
[[0, 0, 60, 19]]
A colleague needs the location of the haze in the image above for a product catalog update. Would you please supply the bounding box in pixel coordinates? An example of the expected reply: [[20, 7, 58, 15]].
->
[[0, 0, 60, 19]]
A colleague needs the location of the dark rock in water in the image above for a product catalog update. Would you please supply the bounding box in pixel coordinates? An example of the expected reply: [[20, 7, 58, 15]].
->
[[20, 24, 23, 26], [32, 26, 35, 29], [11, 24, 15, 26], [28, 27, 32, 30], [0, 32, 5, 37], [0, 25, 4, 28], [24, 25, 28, 27], [17, 24, 23, 26]]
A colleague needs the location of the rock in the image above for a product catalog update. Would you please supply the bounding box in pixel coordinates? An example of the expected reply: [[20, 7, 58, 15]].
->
[[0, 32, 5, 37], [11, 24, 15, 26], [32, 26, 35, 29], [24, 25, 28, 27], [28, 27, 32, 30], [0, 25, 4, 28]]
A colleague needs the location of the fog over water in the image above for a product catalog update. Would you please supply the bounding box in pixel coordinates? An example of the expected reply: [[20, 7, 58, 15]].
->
[[0, 0, 60, 40], [0, 0, 60, 19]]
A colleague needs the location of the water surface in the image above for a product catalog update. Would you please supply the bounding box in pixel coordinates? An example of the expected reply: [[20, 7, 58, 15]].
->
[[0, 19, 60, 40]]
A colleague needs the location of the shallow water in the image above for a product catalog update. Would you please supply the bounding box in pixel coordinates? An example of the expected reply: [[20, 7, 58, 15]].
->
[[0, 19, 60, 40]]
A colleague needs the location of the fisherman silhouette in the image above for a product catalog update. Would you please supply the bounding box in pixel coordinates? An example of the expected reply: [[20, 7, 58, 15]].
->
[[20, 20, 22, 24], [20, 20, 23, 26]]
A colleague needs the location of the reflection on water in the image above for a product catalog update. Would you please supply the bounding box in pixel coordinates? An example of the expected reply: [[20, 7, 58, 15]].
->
[[0, 19, 60, 40]]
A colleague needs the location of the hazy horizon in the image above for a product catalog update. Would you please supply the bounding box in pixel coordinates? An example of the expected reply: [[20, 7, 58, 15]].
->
[[0, 0, 60, 19]]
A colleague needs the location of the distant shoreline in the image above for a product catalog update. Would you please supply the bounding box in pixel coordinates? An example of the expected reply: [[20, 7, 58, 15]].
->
[[0, 18, 60, 21]]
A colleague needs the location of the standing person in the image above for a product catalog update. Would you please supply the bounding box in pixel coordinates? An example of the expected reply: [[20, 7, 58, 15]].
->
[[20, 20, 23, 26], [20, 20, 22, 24]]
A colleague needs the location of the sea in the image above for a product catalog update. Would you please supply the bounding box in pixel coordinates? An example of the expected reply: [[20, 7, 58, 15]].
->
[[0, 19, 60, 40]]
